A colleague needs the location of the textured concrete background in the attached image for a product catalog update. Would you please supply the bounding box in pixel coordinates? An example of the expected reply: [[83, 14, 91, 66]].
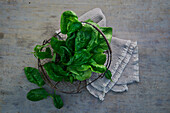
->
[[0, 0, 170, 113]]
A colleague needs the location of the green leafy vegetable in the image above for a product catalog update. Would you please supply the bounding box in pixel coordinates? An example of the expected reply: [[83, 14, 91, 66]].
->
[[75, 24, 94, 51], [58, 46, 72, 63], [27, 88, 49, 101], [75, 69, 92, 81], [69, 49, 92, 66], [36, 47, 53, 59], [76, 65, 91, 71], [24, 67, 45, 87], [92, 53, 106, 65], [93, 27, 112, 53], [104, 70, 112, 80], [66, 32, 76, 52], [89, 59, 107, 73], [67, 66, 92, 81], [67, 21, 82, 36], [99, 27, 112, 43], [44, 62, 67, 82], [84, 19, 100, 28], [24, 10, 113, 109], [60, 10, 82, 35], [51, 37, 65, 52], [83, 20, 112, 53], [33, 44, 52, 59], [51, 94, 64, 109]]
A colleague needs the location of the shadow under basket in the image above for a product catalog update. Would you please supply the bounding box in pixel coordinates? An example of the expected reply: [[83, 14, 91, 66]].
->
[[38, 22, 112, 94]]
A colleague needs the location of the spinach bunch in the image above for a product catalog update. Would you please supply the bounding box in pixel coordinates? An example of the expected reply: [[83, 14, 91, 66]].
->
[[48, 11, 113, 82], [24, 10, 113, 109]]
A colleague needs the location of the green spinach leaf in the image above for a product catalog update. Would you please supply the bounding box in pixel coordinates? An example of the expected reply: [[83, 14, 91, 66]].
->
[[58, 46, 72, 64], [76, 65, 91, 71], [33, 44, 52, 59], [60, 10, 82, 34], [75, 69, 92, 81], [104, 70, 112, 81], [92, 53, 106, 65], [36, 47, 53, 59], [84, 19, 100, 28], [67, 66, 92, 81], [50, 37, 65, 52], [27, 88, 49, 101], [66, 32, 76, 52], [52, 94, 64, 109], [89, 59, 107, 73], [44, 62, 65, 82], [99, 27, 112, 43], [93, 27, 112, 52], [24, 67, 45, 87], [75, 24, 93, 51], [67, 21, 82, 37], [33, 44, 49, 53], [70, 49, 92, 66], [86, 29, 98, 52]]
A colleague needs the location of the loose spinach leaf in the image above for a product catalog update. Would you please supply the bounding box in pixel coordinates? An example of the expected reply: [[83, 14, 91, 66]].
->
[[67, 21, 82, 37], [75, 24, 93, 51], [52, 63, 68, 76], [33, 44, 49, 53], [58, 46, 72, 64], [60, 10, 82, 34], [44, 62, 65, 82], [67, 66, 92, 81], [84, 19, 100, 28], [79, 22, 112, 53], [84, 19, 112, 44], [50, 37, 65, 52], [83, 19, 113, 52], [24, 67, 45, 87], [104, 70, 112, 80], [67, 66, 80, 75], [75, 69, 92, 81], [69, 49, 92, 66], [86, 29, 98, 52], [89, 59, 107, 73], [66, 32, 76, 52], [92, 53, 106, 65], [68, 66, 92, 81], [27, 88, 49, 101], [52, 94, 64, 109], [36, 47, 53, 59], [99, 27, 112, 43], [34, 45, 42, 54], [33, 44, 52, 59], [76, 65, 91, 71], [93, 27, 112, 53], [84, 19, 100, 52]]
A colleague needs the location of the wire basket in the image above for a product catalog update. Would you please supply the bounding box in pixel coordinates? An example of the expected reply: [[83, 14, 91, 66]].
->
[[38, 22, 112, 94]]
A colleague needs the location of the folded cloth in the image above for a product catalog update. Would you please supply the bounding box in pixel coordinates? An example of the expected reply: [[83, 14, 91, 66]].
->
[[78, 8, 140, 101]]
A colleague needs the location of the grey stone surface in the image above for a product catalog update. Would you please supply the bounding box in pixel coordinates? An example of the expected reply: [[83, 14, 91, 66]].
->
[[0, 0, 170, 113]]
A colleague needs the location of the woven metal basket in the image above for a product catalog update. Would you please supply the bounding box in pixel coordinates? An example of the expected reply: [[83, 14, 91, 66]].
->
[[38, 22, 112, 94]]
